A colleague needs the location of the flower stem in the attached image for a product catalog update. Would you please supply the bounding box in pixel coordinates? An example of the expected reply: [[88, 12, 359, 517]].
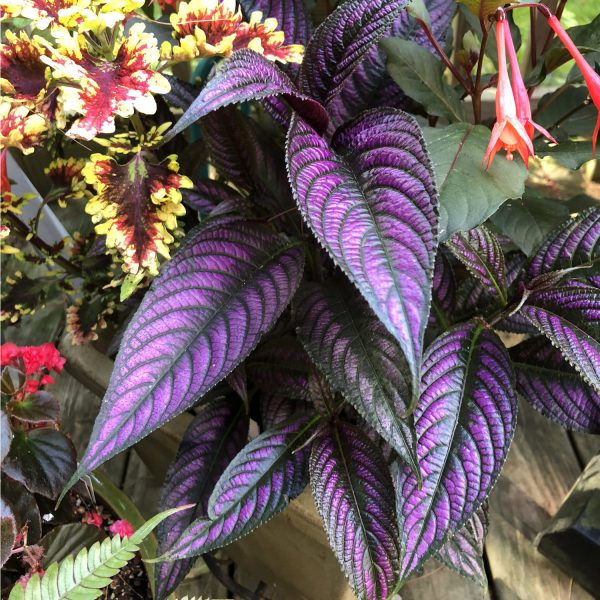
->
[[472, 21, 490, 123], [415, 18, 473, 94], [4, 212, 82, 277]]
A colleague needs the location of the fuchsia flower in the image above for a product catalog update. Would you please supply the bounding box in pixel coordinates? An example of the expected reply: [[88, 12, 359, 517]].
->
[[502, 19, 556, 147], [483, 18, 535, 169], [546, 14, 600, 155], [109, 519, 135, 538]]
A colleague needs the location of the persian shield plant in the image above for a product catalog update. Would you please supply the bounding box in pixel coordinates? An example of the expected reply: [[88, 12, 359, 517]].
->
[[2, 0, 600, 598]]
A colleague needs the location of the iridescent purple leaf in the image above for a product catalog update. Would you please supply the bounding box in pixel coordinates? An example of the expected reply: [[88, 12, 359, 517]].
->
[[295, 280, 418, 472], [527, 207, 600, 280], [155, 397, 249, 599], [163, 49, 328, 144], [519, 284, 600, 394], [287, 108, 439, 399], [161, 414, 316, 560], [66, 217, 304, 490], [259, 395, 309, 430], [310, 422, 399, 600], [327, 0, 456, 127], [226, 365, 248, 408], [307, 365, 337, 416], [430, 250, 456, 328], [435, 506, 488, 586], [395, 322, 516, 580], [298, 0, 409, 105], [247, 335, 310, 400], [511, 336, 600, 433], [446, 225, 507, 305], [183, 179, 247, 217]]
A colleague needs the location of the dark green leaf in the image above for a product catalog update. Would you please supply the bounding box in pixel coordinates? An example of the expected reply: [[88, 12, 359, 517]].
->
[[1, 475, 42, 543], [422, 123, 527, 240], [0, 498, 16, 567], [534, 140, 596, 169], [41, 523, 105, 567], [1, 410, 12, 462], [490, 193, 570, 256], [383, 38, 465, 123], [2, 429, 76, 499]]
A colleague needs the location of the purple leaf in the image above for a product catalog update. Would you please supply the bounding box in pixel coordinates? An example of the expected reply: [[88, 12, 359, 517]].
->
[[295, 280, 418, 472], [66, 217, 304, 490], [183, 179, 247, 217], [310, 422, 399, 600], [446, 226, 507, 305], [298, 0, 409, 105], [511, 337, 600, 433], [307, 365, 337, 416], [162, 49, 328, 144], [327, 0, 457, 127], [259, 395, 309, 429], [161, 414, 316, 559], [519, 284, 600, 394], [527, 207, 600, 281], [287, 108, 439, 399], [156, 397, 249, 599], [395, 322, 516, 580], [435, 506, 488, 586], [247, 335, 310, 400], [226, 365, 248, 408], [430, 250, 456, 328]]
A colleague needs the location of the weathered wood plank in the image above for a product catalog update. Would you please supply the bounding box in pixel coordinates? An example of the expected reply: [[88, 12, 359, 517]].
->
[[485, 401, 594, 600]]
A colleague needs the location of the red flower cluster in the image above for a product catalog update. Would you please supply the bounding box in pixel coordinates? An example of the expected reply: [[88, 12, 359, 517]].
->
[[109, 519, 135, 537], [0, 342, 66, 393]]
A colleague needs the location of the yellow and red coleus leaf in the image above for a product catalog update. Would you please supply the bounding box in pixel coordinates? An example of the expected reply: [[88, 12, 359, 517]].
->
[[164, 0, 303, 63], [41, 23, 170, 140], [0, 101, 47, 154], [83, 150, 192, 278]]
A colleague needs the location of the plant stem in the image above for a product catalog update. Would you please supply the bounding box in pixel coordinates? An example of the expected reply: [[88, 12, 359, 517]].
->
[[472, 21, 490, 123], [415, 18, 473, 94], [202, 554, 270, 600], [529, 7, 538, 69], [4, 212, 82, 277]]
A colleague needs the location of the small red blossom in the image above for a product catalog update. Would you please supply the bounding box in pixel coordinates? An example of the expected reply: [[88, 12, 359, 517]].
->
[[502, 19, 556, 146], [83, 512, 103, 528], [483, 18, 534, 169], [109, 519, 135, 538], [546, 14, 600, 155], [0, 342, 65, 394]]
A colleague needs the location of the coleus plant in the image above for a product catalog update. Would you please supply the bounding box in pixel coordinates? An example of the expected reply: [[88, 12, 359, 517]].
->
[[1, 0, 599, 598]]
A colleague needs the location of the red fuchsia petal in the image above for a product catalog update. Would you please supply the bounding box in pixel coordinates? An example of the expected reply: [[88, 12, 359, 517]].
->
[[483, 121, 506, 169], [547, 15, 600, 153], [594, 113, 600, 156], [531, 120, 558, 145], [503, 19, 531, 122], [494, 19, 518, 121]]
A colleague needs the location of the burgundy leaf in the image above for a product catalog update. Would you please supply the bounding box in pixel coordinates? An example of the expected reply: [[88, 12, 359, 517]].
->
[[511, 336, 600, 433], [247, 335, 310, 400], [162, 49, 328, 144], [156, 397, 249, 599], [310, 422, 399, 600], [446, 225, 507, 305], [0, 499, 16, 568], [287, 108, 439, 399], [65, 217, 304, 492], [298, 0, 409, 105], [519, 284, 600, 394], [395, 322, 516, 580], [1, 475, 42, 544], [435, 506, 488, 586], [295, 280, 418, 472], [527, 207, 600, 281], [160, 414, 316, 560], [7, 391, 59, 424]]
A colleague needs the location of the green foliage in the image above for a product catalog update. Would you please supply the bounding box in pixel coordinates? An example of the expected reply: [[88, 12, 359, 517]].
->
[[383, 38, 466, 123], [421, 124, 528, 240], [8, 506, 188, 600]]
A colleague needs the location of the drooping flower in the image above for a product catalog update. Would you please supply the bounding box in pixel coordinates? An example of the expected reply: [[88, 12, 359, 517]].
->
[[546, 14, 600, 155], [164, 0, 303, 63], [502, 19, 556, 146], [45, 157, 91, 207], [0, 342, 65, 394], [40, 23, 170, 140], [109, 519, 134, 538], [483, 17, 534, 169], [0, 101, 48, 154], [82, 150, 191, 277]]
